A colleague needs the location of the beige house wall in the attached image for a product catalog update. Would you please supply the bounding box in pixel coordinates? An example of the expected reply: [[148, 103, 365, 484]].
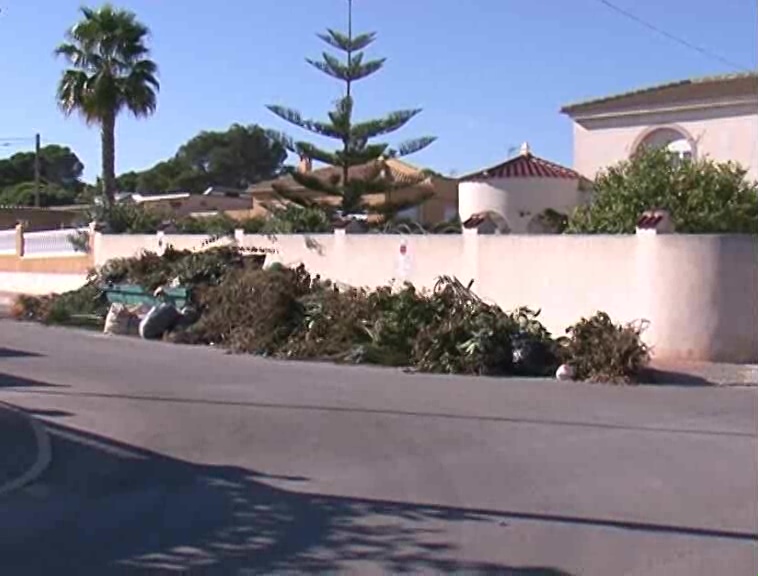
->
[[572, 101, 758, 181], [250, 177, 458, 225]]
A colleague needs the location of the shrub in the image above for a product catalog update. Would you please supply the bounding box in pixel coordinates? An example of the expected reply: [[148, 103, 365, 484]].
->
[[91, 202, 166, 234], [563, 312, 650, 383], [568, 147, 758, 234], [262, 205, 332, 234], [173, 214, 237, 235]]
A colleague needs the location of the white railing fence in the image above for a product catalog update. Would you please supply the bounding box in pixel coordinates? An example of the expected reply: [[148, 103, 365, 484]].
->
[[23, 228, 89, 257], [0, 229, 15, 254]]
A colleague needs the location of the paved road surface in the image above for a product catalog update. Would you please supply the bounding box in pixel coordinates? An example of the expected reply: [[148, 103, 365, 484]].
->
[[0, 320, 756, 575]]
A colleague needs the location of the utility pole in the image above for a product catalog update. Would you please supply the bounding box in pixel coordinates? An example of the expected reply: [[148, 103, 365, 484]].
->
[[33, 133, 40, 208]]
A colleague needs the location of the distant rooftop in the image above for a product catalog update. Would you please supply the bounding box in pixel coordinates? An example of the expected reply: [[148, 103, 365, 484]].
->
[[248, 158, 441, 194]]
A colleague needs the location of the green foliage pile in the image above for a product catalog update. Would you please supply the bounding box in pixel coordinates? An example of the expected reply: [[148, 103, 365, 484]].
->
[[14, 246, 265, 329], [12, 284, 107, 326], [409, 279, 561, 376], [175, 264, 318, 353], [181, 271, 567, 378], [13, 246, 650, 383], [563, 312, 650, 383], [568, 147, 758, 234], [95, 246, 263, 292]]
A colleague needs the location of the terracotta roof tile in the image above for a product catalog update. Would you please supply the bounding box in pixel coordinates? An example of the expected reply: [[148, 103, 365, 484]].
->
[[459, 151, 582, 182], [636, 214, 664, 229]]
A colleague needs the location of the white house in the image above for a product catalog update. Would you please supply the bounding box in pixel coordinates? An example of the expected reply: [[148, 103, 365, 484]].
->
[[457, 143, 590, 233]]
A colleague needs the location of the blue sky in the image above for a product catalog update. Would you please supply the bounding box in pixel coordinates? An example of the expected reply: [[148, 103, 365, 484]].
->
[[0, 0, 755, 182]]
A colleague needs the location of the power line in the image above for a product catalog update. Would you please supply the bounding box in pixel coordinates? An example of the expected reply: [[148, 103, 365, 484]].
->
[[596, 0, 751, 72]]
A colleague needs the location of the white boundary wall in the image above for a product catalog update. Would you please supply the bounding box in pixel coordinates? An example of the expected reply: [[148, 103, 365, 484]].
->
[[3, 228, 757, 363]]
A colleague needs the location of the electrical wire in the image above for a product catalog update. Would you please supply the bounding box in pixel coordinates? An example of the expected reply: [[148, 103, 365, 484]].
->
[[596, 0, 751, 72]]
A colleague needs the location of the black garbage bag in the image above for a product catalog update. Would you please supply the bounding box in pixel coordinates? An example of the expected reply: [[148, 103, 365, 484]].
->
[[139, 303, 182, 340], [511, 334, 559, 377]]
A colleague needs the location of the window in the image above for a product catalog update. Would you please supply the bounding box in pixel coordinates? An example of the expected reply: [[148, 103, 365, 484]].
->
[[634, 127, 695, 163], [666, 138, 693, 163]]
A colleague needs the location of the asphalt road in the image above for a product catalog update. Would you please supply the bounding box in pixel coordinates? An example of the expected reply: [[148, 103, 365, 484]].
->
[[0, 320, 756, 575]]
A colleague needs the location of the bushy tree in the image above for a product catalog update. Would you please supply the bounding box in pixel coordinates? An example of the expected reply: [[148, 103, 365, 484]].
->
[[0, 144, 85, 206], [266, 0, 435, 217], [173, 124, 287, 192], [115, 124, 286, 194], [568, 147, 758, 234], [0, 182, 78, 207]]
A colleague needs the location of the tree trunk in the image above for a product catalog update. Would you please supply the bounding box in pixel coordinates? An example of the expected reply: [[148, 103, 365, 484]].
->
[[100, 112, 116, 205]]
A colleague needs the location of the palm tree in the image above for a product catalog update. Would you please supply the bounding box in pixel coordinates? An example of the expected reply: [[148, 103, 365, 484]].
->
[[55, 5, 159, 205]]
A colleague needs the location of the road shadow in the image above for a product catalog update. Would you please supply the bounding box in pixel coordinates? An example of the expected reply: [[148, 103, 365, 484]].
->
[[639, 367, 714, 387], [23, 408, 73, 418], [0, 347, 43, 359], [0, 372, 66, 390], [0, 418, 574, 575]]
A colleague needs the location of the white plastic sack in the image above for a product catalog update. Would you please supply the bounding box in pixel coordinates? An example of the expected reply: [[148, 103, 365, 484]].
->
[[104, 303, 146, 336], [104, 304, 132, 335]]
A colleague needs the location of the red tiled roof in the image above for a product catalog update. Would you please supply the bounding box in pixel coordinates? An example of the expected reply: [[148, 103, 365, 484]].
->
[[636, 214, 663, 229], [459, 151, 582, 182]]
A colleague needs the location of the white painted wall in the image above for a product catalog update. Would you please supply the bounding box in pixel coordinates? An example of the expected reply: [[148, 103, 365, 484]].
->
[[93, 233, 228, 266], [3, 231, 756, 363], [0, 272, 88, 295]]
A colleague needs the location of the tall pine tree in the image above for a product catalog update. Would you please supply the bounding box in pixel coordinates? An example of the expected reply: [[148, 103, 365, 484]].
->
[[266, 0, 436, 219]]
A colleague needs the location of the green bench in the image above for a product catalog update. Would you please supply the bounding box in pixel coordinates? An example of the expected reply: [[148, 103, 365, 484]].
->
[[103, 284, 190, 309]]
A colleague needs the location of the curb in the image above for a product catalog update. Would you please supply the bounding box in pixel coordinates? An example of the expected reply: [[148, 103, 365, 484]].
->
[[0, 402, 52, 497]]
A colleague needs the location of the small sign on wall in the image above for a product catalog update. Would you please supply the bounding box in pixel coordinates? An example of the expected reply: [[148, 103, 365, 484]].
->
[[396, 238, 413, 279]]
